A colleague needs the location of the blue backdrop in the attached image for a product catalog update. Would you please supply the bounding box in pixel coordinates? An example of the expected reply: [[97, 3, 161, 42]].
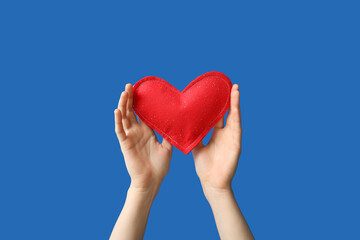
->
[[1, 0, 359, 239]]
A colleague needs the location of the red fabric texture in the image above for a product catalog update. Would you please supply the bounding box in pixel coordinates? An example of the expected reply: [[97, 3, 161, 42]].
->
[[133, 71, 232, 154]]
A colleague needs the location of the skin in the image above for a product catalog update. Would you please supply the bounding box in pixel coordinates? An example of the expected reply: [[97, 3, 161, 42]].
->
[[110, 84, 173, 240], [110, 83, 254, 240], [192, 84, 254, 240]]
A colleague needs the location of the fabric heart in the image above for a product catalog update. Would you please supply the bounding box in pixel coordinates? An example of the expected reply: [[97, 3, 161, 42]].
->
[[132, 71, 232, 154]]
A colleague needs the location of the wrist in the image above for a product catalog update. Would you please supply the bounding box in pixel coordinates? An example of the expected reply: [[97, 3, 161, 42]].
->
[[121, 183, 160, 221], [201, 182, 234, 204], [128, 181, 162, 202]]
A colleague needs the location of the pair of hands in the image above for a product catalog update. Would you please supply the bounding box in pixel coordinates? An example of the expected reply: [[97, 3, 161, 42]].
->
[[114, 83, 242, 200]]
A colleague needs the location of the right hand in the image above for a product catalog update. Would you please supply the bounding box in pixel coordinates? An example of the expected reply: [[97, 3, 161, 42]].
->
[[114, 83, 173, 192]]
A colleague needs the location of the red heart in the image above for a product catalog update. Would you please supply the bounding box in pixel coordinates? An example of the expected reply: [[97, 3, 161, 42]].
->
[[133, 71, 232, 154]]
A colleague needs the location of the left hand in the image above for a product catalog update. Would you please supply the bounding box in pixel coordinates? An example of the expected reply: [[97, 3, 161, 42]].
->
[[192, 84, 242, 198]]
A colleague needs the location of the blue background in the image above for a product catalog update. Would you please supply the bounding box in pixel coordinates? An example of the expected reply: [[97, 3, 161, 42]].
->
[[1, 0, 359, 239]]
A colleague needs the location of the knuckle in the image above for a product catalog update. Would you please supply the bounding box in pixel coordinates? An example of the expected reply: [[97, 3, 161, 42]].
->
[[115, 127, 121, 134]]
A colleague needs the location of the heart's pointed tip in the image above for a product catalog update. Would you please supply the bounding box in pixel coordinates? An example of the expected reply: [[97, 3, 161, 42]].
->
[[182, 149, 192, 155]]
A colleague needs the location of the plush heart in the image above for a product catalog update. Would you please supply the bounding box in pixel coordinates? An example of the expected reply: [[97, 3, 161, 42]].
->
[[132, 71, 232, 154]]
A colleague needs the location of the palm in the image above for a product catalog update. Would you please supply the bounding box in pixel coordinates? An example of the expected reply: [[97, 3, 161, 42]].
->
[[114, 84, 173, 189], [192, 84, 242, 190], [122, 121, 171, 181]]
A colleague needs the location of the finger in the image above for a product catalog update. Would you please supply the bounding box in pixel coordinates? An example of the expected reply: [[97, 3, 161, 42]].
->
[[118, 91, 127, 112], [125, 83, 133, 111], [161, 138, 173, 151], [138, 116, 146, 127], [125, 83, 138, 124], [228, 84, 241, 129], [138, 116, 147, 127], [114, 109, 126, 142], [118, 91, 131, 130], [212, 116, 224, 140], [214, 117, 224, 129], [138, 116, 156, 135], [192, 140, 204, 154]]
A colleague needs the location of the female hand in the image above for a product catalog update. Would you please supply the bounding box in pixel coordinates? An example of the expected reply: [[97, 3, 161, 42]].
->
[[114, 83, 173, 192], [192, 84, 242, 198]]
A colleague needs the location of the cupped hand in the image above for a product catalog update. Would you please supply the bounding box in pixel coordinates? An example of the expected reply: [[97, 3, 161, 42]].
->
[[192, 84, 242, 196], [114, 84, 173, 191]]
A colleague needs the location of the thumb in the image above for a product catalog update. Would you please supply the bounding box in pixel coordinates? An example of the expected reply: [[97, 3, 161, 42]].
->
[[192, 140, 204, 155], [161, 138, 173, 151]]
